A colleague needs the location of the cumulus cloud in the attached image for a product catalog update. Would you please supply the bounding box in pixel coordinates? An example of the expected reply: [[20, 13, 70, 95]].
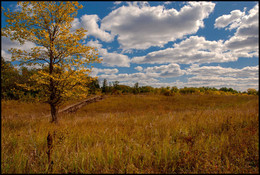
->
[[14, 63, 48, 71], [132, 36, 235, 64], [96, 63, 186, 87], [186, 64, 259, 78], [71, 14, 114, 42], [101, 1, 215, 51], [164, 1, 172, 5], [90, 67, 119, 77], [144, 63, 185, 78], [1, 36, 37, 61], [134, 66, 143, 71], [98, 72, 159, 86], [87, 40, 130, 67], [186, 76, 258, 91], [14, 3, 33, 12], [235, 23, 259, 37], [94, 63, 258, 91], [2, 2, 258, 92], [1, 36, 36, 53], [1, 50, 12, 61], [214, 10, 245, 30], [113, 1, 122, 5], [184, 64, 259, 91], [225, 35, 258, 50], [132, 4, 258, 65], [216, 3, 259, 58]]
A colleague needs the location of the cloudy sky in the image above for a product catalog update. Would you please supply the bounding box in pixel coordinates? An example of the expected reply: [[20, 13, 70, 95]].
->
[[1, 1, 259, 92]]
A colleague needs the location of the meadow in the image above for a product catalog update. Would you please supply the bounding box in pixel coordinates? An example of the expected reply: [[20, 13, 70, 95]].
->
[[1, 94, 259, 174]]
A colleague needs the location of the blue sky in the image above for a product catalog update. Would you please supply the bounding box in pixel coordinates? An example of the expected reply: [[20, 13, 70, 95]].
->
[[1, 1, 259, 92]]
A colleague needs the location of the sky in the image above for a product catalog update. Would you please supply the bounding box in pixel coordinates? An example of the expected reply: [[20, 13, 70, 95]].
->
[[1, 1, 259, 92]]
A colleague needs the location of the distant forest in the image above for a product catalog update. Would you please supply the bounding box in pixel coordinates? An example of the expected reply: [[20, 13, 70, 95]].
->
[[1, 57, 258, 101]]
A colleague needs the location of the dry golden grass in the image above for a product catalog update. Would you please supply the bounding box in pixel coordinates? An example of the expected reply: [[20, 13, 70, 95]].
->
[[1, 94, 259, 173]]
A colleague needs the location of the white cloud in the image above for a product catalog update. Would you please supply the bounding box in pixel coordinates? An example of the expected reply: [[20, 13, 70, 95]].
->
[[139, 81, 185, 88], [235, 23, 258, 37], [98, 72, 159, 86], [71, 18, 81, 32], [134, 66, 143, 71], [102, 52, 130, 67], [14, 3, 33, 12], [130, 4, 258, 65], [184, 64, 259, 91], [214, 10, 245, 30], [164, 2, 172, 5], [87, 40, 130, 67], [1, 36, 37, 61], [241, 3, 259, 26], [186, 76, 258, 92], [144, 63, 185, 78], [90, 67, 119, 77], [186, 64, 259, 78], [14, 63, 47, 71], [101, 1, 215, 51], [1, 36, 36, 52], [216, 4, 259, 58], [132, 36, 235, 64], [95, 63, 258, 91], [1, 50, 12, 61], [97, 72, 257, 92], [114, 1, 122, 5], [2, 2, 258, 93], [225, 35, 258, 50], [97, 63, 185, 87], [71, 14, 114, 42]]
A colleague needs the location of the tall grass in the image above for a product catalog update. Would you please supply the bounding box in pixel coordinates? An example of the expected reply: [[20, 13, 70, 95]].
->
[[1, 94, 259, 173]]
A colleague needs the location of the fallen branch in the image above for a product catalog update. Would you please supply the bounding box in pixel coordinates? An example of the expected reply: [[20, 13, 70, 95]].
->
[[59, 95, 104, 114], [44, 95, 104, 117]]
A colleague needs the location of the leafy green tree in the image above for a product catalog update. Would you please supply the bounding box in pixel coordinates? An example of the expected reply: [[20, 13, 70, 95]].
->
[[113, 81, 120, 90], [1, 57, 21, 99], [219, 87, 229, 92], [171, 86, 179, 93], [247, 88, 257, 95], [87, 78, 100, 94], [118, 85, 132, 94], [219, 87, 238, 94], [133, 82, 140, 94], [102, 79, 108, 93], [140, 86, 154, 94]]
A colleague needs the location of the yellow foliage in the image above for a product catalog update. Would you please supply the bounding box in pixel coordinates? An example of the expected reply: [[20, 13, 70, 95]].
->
[[2, 1, 101, 106]]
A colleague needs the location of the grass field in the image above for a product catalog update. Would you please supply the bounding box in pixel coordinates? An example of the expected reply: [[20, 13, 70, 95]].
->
[[1, 94, 259, 173]]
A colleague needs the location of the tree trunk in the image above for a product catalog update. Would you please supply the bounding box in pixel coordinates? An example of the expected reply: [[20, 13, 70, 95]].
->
[[50, 103, 58, 123]]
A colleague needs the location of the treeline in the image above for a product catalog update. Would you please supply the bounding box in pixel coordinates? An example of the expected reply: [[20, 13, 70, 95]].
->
[[1, 57, 40, 100], [1, 57, 258, 101], [89, 78, 258, 96]]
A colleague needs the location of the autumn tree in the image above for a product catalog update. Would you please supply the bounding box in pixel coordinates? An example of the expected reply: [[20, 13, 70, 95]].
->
[[247, 88, 257, 95], [2, 1, 100, 123]]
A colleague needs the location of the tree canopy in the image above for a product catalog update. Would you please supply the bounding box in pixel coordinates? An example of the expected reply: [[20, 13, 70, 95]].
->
[[2, 1, 101, 123]]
